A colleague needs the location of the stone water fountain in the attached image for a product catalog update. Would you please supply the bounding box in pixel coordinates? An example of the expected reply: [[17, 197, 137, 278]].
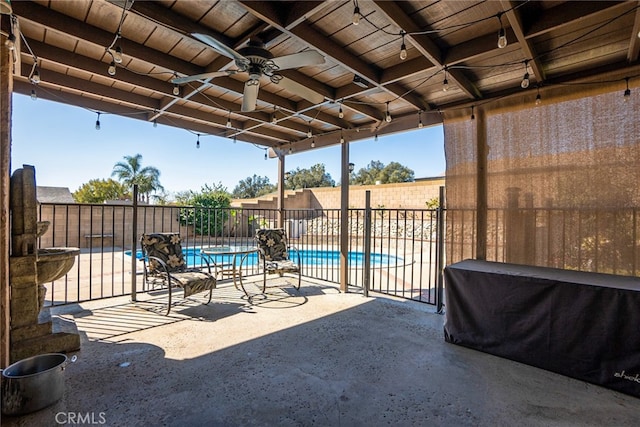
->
[[9, 165, 81, 362]]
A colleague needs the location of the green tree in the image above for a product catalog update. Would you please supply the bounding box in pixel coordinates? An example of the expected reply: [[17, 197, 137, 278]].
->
[[176, 183, 231, 236], [351, 160, 414, 185], [111, 154, 164, 202], [73, 178, 131, 203], [232, 175, 276, 199], [285, 164, 335, 189]]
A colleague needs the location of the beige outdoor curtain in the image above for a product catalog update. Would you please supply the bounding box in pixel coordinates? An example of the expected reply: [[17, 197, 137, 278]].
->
[[444, 83, 640, 276]]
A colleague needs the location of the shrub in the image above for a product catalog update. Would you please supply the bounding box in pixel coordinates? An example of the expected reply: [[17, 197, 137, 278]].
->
[[176, 184, 231, 236]]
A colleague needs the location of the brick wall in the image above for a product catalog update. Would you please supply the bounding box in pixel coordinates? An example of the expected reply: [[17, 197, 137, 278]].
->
[[36, 180, 446, 247], [233, 179, 446, 210]]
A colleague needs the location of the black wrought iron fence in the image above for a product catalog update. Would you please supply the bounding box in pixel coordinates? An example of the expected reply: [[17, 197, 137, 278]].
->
[[37, 202, 442, 307]]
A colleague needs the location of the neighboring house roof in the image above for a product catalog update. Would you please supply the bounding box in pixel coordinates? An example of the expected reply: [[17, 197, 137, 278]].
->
[[37, 186, 75, 203]]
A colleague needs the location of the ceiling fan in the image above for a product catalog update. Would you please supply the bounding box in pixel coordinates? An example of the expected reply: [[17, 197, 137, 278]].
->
[[171, 33, 326, 112]]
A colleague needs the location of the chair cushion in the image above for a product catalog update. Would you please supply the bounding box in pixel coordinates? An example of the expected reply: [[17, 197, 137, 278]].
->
[[170, 271, 216, 297], [256, 228, 288, 261], [265, 259, 300, 273], [141, 233, 187, 273]]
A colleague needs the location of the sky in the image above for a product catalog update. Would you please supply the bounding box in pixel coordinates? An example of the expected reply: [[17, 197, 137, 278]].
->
[[10, 94, 445, 197]]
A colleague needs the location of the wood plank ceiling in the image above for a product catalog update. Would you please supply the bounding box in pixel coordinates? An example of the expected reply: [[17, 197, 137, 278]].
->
[[5, 0, 640, 154]]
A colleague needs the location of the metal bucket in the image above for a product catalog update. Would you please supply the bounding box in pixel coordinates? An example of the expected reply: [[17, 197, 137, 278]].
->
[[1, 353, 70, 416]]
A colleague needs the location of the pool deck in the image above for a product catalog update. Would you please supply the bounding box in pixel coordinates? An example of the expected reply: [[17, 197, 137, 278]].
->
[[4, 277, 640, 426]]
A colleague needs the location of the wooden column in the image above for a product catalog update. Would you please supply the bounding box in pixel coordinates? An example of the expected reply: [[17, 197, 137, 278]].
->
[[1, 16, 14, 367], [475, 107, 488, 260], [339, 140, 349, 292]]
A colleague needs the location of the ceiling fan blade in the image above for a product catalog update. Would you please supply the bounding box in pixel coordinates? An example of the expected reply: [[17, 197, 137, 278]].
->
[[171, 71, 234, 85], [241, 81, 260, 112], [192, 33, 248, 64], [277, 77, 325, 104], [271, 50, 325, 70]]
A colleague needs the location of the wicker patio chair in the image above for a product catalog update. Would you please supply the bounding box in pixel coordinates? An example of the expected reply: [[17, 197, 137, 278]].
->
[[140, 233, 216, 315], [255, 228, 301, 293]]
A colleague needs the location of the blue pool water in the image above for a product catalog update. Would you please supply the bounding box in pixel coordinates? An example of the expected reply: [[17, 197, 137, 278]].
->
[[126, 247, 401, 268]]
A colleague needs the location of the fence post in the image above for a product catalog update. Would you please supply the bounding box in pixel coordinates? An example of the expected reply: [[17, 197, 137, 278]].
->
[[130, 185, 138, 302], [436, 185, 445, 313], [363, 191, 372, 297]]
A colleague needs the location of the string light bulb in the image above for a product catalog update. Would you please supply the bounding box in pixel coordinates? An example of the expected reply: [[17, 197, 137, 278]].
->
[[418, 111, 423, 129], [113, 46, 123, 64], [307, 127, 312, 138], [30, 67, 40, 84], [623, 77, 631, 101], [497, 13, 507, 49], [399, 32, 407, 60], [196, 134, 200, 149], [226, 112, 232, 128], [521, 61, 530, 89], [352, 6, 360, 25], [471, 106, 475, 120], [95, 112, 101, 130], [535, 86, 542, 106], [340, 131, 345, 144], [172, 84, 180, 96], [385, 102, 392, 123], [338, 104, 344, 119], [264, 150, 268, 160], [108, 61, 116, 76], [374, 133, 378, 142], [5, 33, 15, 50], [153, 119, 157, 128], [442, 68, 449, 92], [311, 139, 315, 148], [288, 146, 293, 154], [31, 88, 37, 101]]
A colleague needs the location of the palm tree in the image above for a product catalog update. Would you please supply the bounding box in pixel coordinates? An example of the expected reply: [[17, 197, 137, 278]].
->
[[111, 154, 164, 202]]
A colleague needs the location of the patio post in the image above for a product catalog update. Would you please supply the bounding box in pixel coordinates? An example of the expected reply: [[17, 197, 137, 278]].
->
[[436, 185, 445, 313], [340, 140, 349, 292], [363, 190, 371, 297], [277, 152, 285, 228], [475, 106, 487, 260], [130, 184, 138, 302], [1, 15, 13, 366]]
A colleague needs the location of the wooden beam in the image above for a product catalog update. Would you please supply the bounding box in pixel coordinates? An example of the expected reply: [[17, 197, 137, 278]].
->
[[374, 0, 481, 100], [12, 1, 200, 77], [627, 1, 640, 62], [284, 1, 326, 29], [129, 1, 233, 46], [14, 1, 321, 121], [239, 1, 428, 111], [21, 39, 302, 136], [526, 1, 629, 38], [380, 57, 434, 85], [23, 39, 174, 95], [17, 67, 161, 112], [501, 0, 546, 82]]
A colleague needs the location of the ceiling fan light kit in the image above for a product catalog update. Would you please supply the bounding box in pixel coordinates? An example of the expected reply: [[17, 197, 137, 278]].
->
[[172, 34, 326, 112]]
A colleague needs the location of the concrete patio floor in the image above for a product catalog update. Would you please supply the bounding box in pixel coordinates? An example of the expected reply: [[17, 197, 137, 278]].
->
[[3, 277, 640, 426]]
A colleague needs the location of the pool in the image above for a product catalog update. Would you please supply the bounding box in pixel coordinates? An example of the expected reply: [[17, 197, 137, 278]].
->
[[126, 247, 402, 268]]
